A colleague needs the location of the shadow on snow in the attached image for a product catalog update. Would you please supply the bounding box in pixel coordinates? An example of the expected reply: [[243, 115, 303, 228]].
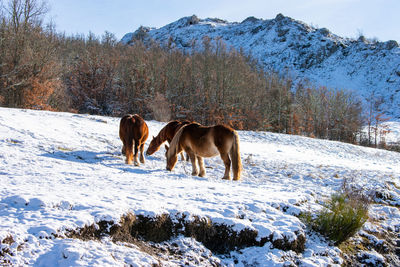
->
[[40, 150, 163, 176]]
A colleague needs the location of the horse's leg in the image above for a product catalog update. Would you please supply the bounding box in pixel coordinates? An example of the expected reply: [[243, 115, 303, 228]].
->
[[179, 152, 190, 161], [121, 144, 126, 156], [133, 140, 140, 166], [139, 142, 145, 164], [187, 151, 199, 176], [220, 152, 231, 180], [125, 140, 133, 165], [197, 156, 206, 177]]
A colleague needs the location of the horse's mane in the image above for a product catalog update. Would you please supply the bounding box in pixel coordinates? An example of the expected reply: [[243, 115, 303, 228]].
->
[[153, 126, 167, 146], [167, 124, 186, 158], [152, 120, 177, 147]]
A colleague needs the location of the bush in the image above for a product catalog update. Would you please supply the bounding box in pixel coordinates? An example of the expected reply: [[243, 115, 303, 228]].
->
[[303, 182, 371, 245]]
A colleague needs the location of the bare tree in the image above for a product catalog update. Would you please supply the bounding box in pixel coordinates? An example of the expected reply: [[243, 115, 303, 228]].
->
[[0, 0, 62, 109], [6, 0, 48, 33]]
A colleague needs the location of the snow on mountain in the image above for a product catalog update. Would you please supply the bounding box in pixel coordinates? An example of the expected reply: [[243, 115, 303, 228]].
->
[[1, 107, 400, 266], [121, 14, 400, 119]]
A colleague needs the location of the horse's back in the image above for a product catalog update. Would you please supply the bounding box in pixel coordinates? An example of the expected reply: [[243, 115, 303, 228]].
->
[[180, 123, 235, 157], [184, 123, 233, 137], [119, 114, 148, 141]]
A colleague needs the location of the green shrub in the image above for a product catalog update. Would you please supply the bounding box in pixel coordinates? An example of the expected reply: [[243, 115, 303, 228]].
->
[[315, 193, 369, 244], [302, 183, 371, 245]]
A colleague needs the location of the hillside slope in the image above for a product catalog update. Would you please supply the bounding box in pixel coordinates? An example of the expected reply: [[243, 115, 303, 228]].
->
[[1, 108, 400, 266], [122, 14, 400, 119]]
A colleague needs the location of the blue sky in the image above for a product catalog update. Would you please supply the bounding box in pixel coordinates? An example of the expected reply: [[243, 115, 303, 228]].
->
[[46, 0, 399, 42]]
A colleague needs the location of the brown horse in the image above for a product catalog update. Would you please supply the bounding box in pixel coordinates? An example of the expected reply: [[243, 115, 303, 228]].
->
[[119, 114, 149, 166], [146, 120, 191, 159], [165, 123, 242, 181]]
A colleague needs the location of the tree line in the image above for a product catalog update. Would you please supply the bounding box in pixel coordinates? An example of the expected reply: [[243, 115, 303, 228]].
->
[[1, 0, 385, 145]]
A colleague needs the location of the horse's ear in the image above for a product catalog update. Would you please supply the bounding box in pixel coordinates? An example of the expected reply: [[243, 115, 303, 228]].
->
[[165, 144, 169, 151], [131, 117, 136, 124]]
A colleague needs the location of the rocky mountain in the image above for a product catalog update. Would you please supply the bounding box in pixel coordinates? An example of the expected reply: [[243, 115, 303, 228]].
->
[[121, 14, 400, 119]]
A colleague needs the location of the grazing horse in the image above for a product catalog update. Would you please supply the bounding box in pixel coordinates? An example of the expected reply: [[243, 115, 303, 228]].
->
[[165, 123, 242, 181], [119, 114, 149, 166], [146, 120, 191, 160]]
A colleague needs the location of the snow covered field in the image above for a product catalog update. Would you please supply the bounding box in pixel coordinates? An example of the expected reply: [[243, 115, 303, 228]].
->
[[1, 107, 400, 266]]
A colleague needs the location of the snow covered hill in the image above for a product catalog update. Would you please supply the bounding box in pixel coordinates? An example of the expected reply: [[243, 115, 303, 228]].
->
[[1, 107, 400, 266], [121, 14, 400, 119]]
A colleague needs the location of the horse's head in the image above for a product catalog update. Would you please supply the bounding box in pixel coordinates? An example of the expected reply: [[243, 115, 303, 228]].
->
[[165, 144, 178, 171], [146, 136, 158, 155]]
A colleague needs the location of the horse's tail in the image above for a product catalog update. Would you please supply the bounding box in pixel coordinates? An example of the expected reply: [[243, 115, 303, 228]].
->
[[168, 124, 186, 157], [230, 130, 242, 181]]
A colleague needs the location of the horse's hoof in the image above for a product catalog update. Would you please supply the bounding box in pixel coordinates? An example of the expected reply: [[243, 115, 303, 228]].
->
[[199, 172, 206, 177], [222, 176, 231, 180], [134, 162, 140, 166]]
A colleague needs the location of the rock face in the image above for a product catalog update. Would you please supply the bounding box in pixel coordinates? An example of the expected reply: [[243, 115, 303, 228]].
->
[[121, 14, 400, 119]]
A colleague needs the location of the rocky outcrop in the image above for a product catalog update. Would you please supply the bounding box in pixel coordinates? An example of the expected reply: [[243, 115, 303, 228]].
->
[[68, 212, 306, 254]]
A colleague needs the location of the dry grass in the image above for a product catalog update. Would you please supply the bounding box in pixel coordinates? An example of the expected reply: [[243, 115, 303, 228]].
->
[[0, 235, 15, 265]]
